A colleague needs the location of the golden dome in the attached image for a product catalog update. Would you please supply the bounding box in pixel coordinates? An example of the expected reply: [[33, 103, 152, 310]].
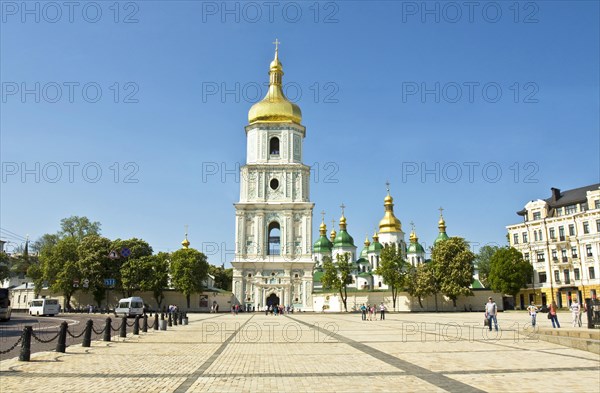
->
[[330, 228, 337, 242], [181, 236, 190, 249], [409, 230, 418, 243], [319, 220, 327, 236], [364, 236, 371, 247], [248, 46, 302, 125], [438, 216, 446, 231], [339, 215, 347, 231], [378, 192, 402, 233], [372, 231, 379, 242]]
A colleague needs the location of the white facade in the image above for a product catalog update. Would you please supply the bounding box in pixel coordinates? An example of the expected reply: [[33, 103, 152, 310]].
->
[[231, 52, 315, 311], [507, 185, 600, 308]]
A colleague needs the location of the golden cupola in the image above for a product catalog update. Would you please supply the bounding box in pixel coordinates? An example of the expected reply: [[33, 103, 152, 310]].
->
[[181, 234, 190, 249], [378, 191, 402, 233], [248, 42, 302, 125]]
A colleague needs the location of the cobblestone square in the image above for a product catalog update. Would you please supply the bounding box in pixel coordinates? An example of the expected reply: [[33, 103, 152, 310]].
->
[[1, 312, 598, 393]]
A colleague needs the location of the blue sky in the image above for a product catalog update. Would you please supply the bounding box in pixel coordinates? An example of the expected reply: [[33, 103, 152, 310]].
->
[[1, 1, 599, 266]]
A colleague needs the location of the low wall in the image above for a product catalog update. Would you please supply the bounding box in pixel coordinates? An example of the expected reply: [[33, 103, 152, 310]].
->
[[313, 290, 503, 312], [8, 287, 233, 313]]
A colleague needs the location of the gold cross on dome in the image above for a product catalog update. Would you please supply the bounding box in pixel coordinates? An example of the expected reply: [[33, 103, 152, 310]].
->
[[184, 224, 189, 237], [320, 210, 326, 222], [273, 38, 280, 52], [340, 203, 346, 215], [438, 207, 444, 216], [331, 218, 335, 229], [410, 221, 415, 231], [386, 180, 390, 193]]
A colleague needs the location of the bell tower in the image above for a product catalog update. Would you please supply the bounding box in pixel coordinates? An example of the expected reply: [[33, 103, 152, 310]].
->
[[231, 42, 315, 311]]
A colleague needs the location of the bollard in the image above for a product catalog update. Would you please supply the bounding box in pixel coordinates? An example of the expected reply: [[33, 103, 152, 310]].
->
[[173, 312, 178, 326], [104, 318, 112, 342], [159, 313, 167, 331], [168, 312, 172, 327], [19, 326, 33, 361], [178, 312, 183, 325], [133, 316, 140, 335], [120, 317, 127, 338], [182, 312, 188, 326], [153, 313, 159, 330], [82, 320, 93, 347], [56, 321, 68, 353], [142, 315, 148, 333]]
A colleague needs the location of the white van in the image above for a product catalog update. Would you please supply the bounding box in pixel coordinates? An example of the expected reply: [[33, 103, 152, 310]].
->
[[29, 298, 60, 316], [115, 297, 145, 318]]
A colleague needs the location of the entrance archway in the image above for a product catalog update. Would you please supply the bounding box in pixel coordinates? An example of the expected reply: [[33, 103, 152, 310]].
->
[[266, 293, 280, 307]]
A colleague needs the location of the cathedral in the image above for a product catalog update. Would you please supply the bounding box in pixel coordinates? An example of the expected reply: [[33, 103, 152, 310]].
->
[[231, 44, 451, 311]]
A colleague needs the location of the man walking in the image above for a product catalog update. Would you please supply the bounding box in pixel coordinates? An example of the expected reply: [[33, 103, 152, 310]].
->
[[379, 303, 386, 320], [485, 297, 499, 331], [527, 301, 538, 327], [360, 304, 367, 321]]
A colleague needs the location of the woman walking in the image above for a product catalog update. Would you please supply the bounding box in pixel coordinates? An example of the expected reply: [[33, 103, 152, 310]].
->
[[549, 301, 560, 328]]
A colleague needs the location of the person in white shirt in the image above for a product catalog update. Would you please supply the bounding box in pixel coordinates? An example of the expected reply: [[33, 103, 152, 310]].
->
[[570, 299, 581, 327], [526, 302, 539, 327]]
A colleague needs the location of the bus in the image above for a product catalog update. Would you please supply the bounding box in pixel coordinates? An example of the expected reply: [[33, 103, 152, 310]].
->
[[0, 288, 11, 321], [29, 298, 60, 317]]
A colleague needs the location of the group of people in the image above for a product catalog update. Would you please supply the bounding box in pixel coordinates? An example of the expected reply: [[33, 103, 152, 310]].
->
[[167, 304, 179, 313], [264, 304, 292, 316], [360, 303, 386, 321], [526, 297, 587, 329]]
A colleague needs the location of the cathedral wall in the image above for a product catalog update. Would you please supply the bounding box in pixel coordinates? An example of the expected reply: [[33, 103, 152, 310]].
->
[[312, 290, 502, 313]]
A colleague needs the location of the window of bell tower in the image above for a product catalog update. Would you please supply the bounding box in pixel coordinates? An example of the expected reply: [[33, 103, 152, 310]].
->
[[269, 137, 280, 155], [267, 221, 281, 255]]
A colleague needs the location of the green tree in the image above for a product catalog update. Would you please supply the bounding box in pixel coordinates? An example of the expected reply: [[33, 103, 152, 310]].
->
[[488, 247, 533, 300], [77, 235, 112, 307], [376, 243, 408, 310], [59, 216, 101, 240], [113, 238, 153, 296], [431, 237, 475, 308], [475, 245, 499, 288], [170, 248, 209, 308], [208, 265, 233, 291], [0, 252, 10, 282], [406, 263, 437, 309], [139, 252, 171, 309], [39, 237, 80, 309], [321, 253, 353, 312]]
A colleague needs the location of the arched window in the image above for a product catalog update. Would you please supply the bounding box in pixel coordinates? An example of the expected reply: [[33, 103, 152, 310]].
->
[[269, 137, 280, 155], [267, 221, 281, 255]]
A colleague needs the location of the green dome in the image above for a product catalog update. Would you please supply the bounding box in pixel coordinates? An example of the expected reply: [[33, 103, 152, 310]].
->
[[434, 232, 449, 245], [407, 242, 425, 254], [333, 230, 355, 248], [360, 247, 369, 259], [368, 241, 383, 253], [313, 235, 333, 253], [356, 257, 369, 265], [358, 272, 373, 278]]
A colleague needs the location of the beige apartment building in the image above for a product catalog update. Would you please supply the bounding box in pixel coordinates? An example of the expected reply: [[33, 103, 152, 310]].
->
[[507, 184, 600, 309]]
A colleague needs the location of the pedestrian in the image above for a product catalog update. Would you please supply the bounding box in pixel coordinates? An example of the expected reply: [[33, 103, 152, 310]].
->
[[527, 302, 538, 327], [570, 298, 581, 327], [370, 304, 377, 321], [485, 297, 498, 331], [360, 304, 367, 321], [379, 303, 386, 320], [549, 301, 560, 328]]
